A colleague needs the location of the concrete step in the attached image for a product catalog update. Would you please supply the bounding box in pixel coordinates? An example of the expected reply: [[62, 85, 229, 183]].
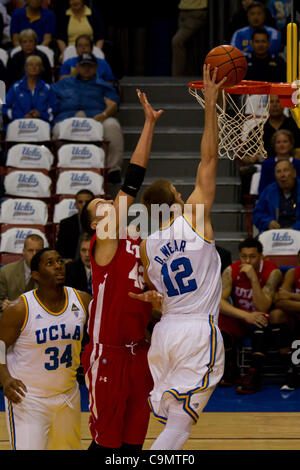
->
[[137, 176, 241, 204], [122, 151, 238, 178], [120, 76, 200, 104], [215, 231, 247, 262], [211, 204, 246, 232], [119, 103, 204, 128], [124, 126, 204, 152]]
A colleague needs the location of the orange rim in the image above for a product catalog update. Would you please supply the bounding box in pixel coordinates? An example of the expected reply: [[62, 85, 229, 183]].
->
[[190, 79, 296, 93]]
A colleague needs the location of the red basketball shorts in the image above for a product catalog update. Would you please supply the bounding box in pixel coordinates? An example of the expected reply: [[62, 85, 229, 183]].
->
[[83, 341, 153, 448]]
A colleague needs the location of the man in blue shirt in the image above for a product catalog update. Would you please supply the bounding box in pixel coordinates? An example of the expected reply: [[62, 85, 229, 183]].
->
[[59, 34, 115, 84], [10, 0, 56, 47], [231, 1, 282, 55], [52, 53, 123, 186], [253, 160, 300, 234]]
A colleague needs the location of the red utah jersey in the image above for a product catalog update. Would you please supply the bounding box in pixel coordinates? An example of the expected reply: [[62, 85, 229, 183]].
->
[[294, 266, 300, 294], [231, 259, 278, 312], [87, 234, 152, 346]]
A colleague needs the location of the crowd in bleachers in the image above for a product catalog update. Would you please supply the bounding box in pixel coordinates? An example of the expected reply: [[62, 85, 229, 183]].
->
[[0, 0, 300, 399]]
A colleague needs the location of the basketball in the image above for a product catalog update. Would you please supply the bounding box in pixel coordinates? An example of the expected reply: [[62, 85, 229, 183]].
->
[[204, 45, 248, 88]]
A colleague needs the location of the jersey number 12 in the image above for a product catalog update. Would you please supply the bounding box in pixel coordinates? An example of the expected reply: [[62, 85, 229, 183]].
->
[[161, 256, 197, 297]]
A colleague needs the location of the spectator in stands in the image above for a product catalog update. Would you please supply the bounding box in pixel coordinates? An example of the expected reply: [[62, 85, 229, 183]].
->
[[55, 0, 105, 62], [230, 1, 282, 55], [65, 232, 92, 294], [10, 0, 56, 47], [171, 0, 208, 76], [59, 34, 114, 84], [6, 28, 52, 90], [219, 237, 282, 393], [258, 130, 300, 194], [226, 0, 276, 42], [268, 0, 291, 32], [262, 96, 300, 159], [55, 189, 94, 263], [0, 233, 44, 313], [2, 55, 57, 125], [273, 249, 300, 391], [245, 28, 286, 82], [252, 160, 300, 233], [52, 53, 123, 185]]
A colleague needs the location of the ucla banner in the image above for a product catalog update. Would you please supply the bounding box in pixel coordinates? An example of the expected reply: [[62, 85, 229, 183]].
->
[[259, 229, 300, 255]]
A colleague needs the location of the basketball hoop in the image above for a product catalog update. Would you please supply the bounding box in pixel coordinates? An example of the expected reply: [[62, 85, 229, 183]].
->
[[188, 80, 296, 160]]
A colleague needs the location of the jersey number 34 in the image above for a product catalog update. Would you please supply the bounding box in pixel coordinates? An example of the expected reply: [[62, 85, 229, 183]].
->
[[161, 256, 197, 297]]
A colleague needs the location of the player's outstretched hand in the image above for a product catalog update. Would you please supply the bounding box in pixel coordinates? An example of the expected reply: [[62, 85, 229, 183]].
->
[[203, 64, 227, 104], [129, 290, 163, 311], [3, 376, 27, 404], [136, 89, 164, 123]]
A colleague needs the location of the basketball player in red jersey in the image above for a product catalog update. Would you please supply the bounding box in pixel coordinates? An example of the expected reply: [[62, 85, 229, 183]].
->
[[80, 90, 164, 452], [219, 237, 282, 394], [273, 250, 300, 391]]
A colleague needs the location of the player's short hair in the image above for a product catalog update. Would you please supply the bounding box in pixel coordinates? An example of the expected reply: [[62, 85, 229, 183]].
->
[[271, 129, 295, 150], [238, 237, 263, 253], [141, 179, 176, 217], [251, 27, 270, 40], [30, 248, 54, 272]]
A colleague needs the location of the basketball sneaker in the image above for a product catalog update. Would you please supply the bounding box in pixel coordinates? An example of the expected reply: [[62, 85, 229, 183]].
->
[[280, 367, 298, 391], [235, 367, 261, 394]]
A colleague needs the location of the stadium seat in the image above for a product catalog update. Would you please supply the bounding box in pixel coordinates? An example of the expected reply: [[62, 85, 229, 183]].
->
[[259, 229, 300, 266], [55, 169, 104, 196], [0, 47, 8, 66], [57, 143, 105, 169], [4, 169, 52, 198], [52, 117, 103, 142], [6, 119, 51, 142], [6, 143, 54, 170], [53, 197, 77, 224], [0, 225, 49, 254], [0, 198, 49, 225]]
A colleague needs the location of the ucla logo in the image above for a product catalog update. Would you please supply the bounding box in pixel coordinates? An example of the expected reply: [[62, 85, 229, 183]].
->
[[71, 173, 92, 187], [17, 173, 39, 187], [18, 120, 39, 133], [21, 146, 42, 160], [272, 231, 294, 246], [71, 119, 92, 132], [15, 229, 33, 246], [71, 146, 92, 159], [69, 200, 76, 210], [13, 201, 35, 216]]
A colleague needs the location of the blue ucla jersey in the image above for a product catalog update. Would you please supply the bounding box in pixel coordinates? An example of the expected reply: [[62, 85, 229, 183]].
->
[[145, 215, 222, 319], [6, 287, 87, 397]]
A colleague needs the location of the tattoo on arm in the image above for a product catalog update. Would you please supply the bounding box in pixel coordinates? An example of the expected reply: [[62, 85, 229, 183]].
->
[[221, 266, 232, 298], [263, 270, 283, 301]]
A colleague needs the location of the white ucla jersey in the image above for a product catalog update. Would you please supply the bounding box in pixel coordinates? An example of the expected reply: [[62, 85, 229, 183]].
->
[[145, 215, 222, 319], [6, 287, 87, 397]]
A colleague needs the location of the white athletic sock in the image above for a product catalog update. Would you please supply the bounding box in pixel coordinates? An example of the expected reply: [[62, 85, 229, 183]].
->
[[150, 407, 193, 450]]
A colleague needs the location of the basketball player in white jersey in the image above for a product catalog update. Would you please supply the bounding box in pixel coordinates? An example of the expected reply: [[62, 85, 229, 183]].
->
[[130, 65, 227, 450], [0, 248, 91, 450]]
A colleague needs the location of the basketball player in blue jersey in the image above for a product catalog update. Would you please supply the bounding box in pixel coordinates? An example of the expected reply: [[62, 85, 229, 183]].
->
[[0, 248, 91, 450], [130, 65, 227, 450]]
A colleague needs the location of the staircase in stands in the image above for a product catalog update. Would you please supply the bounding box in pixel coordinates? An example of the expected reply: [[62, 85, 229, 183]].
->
[[118, 76, 248, 261]]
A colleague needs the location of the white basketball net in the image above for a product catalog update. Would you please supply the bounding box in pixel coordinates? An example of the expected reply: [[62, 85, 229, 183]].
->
[[189, 87, 270, 160]]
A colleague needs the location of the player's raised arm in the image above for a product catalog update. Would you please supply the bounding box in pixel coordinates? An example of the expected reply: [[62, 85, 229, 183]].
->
[[113, 90, 164, 224], [186, 65, 226, 235]]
